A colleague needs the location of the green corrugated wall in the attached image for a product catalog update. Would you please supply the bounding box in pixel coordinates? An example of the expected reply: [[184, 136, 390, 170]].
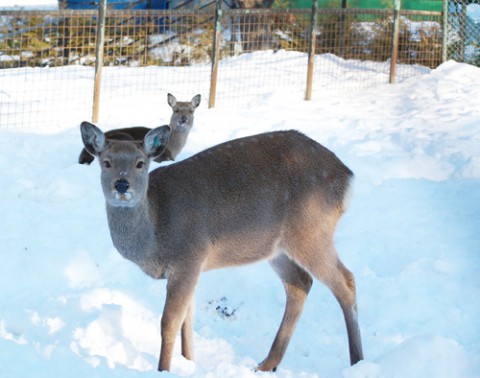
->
[[292, 0, 443, 11]]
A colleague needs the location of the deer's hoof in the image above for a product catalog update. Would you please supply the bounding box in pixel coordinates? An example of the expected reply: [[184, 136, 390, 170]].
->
[[256, 360, 277, 372]]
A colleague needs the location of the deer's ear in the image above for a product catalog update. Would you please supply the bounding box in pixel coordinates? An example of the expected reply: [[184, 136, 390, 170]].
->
[[167, 93, 177, 108], [191, 94, 201, 108], [80, 121, 106, 156], [144, 125, 171, 159]]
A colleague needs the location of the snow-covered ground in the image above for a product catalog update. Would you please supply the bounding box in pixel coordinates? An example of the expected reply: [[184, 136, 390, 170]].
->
[[1, 51, 480, 378], [0, 0, 56, 9], [1, 1, 480, 377]]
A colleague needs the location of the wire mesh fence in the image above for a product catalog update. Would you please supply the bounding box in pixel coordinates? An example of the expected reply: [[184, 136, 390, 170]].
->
[[213, 9, 312, 103], [0, 5, 446, 131], [311, 8, 443, 92], [447, 1, 480, 66]]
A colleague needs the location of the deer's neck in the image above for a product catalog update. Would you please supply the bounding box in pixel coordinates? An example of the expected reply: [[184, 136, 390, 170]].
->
[[106, 201, 167, 278]]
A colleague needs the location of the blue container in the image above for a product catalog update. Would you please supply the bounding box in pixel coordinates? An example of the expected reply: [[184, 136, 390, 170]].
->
[[59, 0, 168, 10]]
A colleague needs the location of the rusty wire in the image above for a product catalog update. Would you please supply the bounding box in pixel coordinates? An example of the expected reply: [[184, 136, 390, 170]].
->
[[0, 7, 444, 130]]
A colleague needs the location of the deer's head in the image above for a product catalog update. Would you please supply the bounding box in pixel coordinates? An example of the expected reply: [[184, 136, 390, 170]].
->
[[168, 93, 201, 131], [81, 121, 171, 207]]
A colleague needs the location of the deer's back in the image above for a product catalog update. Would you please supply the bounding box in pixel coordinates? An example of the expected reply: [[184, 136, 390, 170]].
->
[[149, 130, 352, 216]]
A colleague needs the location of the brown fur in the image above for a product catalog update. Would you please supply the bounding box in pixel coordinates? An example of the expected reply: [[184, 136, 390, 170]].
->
[[80, 122, 364, 372], [78, 93, 200, 164]]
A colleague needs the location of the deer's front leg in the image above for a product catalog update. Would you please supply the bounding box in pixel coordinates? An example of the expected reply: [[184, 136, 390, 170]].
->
[[181, 299, 195, 361], [158, 268, 199, 371]]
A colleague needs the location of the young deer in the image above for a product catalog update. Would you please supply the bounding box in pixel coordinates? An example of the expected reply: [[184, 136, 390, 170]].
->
[[78, 93, 201, 164], [80, 122, 363, 372]]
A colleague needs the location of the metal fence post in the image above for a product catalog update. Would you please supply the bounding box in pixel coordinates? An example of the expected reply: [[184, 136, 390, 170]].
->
[[305, 0, 318, 100], [209, 0, 222, 109], [389, 0, 401, 84], [442, 0, 448, 62], [339, 0, 347, 57], [459, 1, 467, 62], [92, 0, 107, 123]]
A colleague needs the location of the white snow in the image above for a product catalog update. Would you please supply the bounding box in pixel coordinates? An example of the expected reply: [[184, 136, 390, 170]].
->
[[1, 55, 479, 378], [0, 0, 57, 9], [1, 2, 480, 378]]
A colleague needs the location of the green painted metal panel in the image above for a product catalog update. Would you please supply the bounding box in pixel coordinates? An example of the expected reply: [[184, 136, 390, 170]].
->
[[291, 0, 443, 11]]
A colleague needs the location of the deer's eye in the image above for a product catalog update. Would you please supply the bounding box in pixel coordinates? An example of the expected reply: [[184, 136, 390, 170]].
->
[[136, 161, 145, 169], [103, 160, 111, 168]]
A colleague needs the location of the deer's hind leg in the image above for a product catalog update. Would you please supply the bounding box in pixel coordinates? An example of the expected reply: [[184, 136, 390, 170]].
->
[[287, 232, 364, 366], [257, 253, 313, 372], [330, 259, 363, 365]]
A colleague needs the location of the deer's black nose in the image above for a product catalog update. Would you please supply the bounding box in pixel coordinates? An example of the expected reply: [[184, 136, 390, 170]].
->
[[115, 179, 129, 194], [181, 115, 187, 123]]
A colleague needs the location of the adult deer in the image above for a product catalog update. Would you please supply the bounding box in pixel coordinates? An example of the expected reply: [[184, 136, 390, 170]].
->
[[78, 93, 201, 164], [80, 121, 363, 372]]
